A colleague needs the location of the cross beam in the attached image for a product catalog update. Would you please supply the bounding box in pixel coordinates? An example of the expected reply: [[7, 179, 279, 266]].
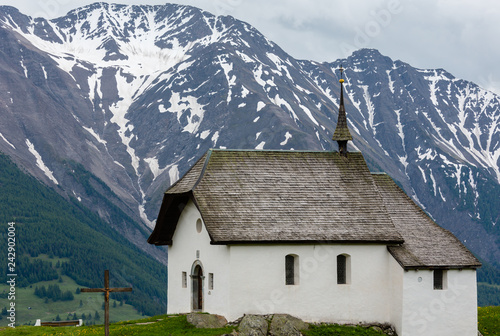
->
[[80, 270, 132, 336]]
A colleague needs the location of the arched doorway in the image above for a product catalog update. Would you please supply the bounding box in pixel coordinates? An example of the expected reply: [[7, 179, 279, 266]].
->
[[191, 263, 203, 311]]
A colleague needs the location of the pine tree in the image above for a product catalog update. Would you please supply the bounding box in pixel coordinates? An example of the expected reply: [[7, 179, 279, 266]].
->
[[61, 290, 74, 301], [94, 310, 100, 320], [55, 314, 61, 321]]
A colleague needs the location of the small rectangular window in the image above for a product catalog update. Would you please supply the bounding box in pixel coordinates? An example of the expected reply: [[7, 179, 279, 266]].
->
[[337, 255, 347, 284], [433, 270, 447, 290], [285, 255, 295, 285], [182, 272, 187, 288], [209, 273, 214, 290]]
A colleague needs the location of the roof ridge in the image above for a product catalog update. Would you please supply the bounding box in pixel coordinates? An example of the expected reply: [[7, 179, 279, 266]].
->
[[209, 148, 364, 154], [192, 149, 213, 190]]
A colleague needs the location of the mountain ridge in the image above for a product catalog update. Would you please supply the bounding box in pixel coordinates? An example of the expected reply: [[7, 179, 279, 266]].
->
[[0, 3, 498, 269]]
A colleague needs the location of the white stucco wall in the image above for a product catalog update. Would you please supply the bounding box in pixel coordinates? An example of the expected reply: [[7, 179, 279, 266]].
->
[[166, 201, 478, 335], [399, 269, 478, 336], [388, 255, 404, 333], [226, 243, 395, 323], [166, 200, 230, 317], [168, 202, 397, 323]]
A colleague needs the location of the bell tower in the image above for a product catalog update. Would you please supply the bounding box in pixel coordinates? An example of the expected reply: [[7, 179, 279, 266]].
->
[[331, 65, 353, 156]]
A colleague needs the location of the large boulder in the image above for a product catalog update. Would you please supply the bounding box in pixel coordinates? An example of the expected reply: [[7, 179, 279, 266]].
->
[[269, 314, 309, 336], [186, 313, 228, 328], [238, 314, 269, 336]]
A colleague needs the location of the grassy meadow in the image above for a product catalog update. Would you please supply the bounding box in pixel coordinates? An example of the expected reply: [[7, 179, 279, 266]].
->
[[478, 306, 500, 336], [0, 307, 496, 335], [0, 256, 144, 327]]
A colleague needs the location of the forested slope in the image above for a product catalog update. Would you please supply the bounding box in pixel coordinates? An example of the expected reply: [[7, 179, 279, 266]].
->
[[0, 153, 166, 315]]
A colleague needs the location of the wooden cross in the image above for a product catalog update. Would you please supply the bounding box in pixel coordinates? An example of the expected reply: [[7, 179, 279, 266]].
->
[[80, 270, 132, 336]]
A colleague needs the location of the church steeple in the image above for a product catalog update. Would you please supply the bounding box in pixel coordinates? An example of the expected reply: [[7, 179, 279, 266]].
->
[[332, 65, 352, 156]]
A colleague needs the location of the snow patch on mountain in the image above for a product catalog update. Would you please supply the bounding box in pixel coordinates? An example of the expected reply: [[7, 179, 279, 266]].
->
[[168, 164, 179, 185], [299, 104, 319, 126], [145, 157, 167, 180], [0, 133, 15, 149], [219, 57, 236, 104], [257, 101, 265, 112], [271, 93, 297, 122], [386, 70, 395, 94], [266, 52, 293, 82], [211, 131, 220, 146], [200, 130, 211, 140], [26, 139, 58, 185], [83, 126, 107, 145], [280, 131, 292, 146], [166, 92, 206, 134]]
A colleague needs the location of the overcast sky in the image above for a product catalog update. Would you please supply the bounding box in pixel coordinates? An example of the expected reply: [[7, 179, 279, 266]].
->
[[3, 0, 500, 95]]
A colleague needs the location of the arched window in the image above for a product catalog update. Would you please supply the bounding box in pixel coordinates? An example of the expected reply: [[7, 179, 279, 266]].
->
[[337, 254, 351, 284], [285, 254, 299, 285]]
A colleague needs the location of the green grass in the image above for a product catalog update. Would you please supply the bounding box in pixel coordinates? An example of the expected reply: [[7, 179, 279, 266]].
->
[[0, 315, 386, 336], [478, 306, 500, 336], [302, 323, 386, 336], [0, 315, 235, 335], [0, 270, 144, 327], [0, 307, 496, 335]]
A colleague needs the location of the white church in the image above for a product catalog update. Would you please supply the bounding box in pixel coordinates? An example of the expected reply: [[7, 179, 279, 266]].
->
[[148, 69, 481, 336]]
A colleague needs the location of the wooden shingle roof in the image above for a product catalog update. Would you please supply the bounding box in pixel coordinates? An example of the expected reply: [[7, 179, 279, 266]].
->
[[149, 149, 403, 245], [148, 149, 480, 269], [372, 173, 481, 269]]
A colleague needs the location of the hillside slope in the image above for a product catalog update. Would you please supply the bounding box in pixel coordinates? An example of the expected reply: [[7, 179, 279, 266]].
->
[[0, 153, 166, 316]]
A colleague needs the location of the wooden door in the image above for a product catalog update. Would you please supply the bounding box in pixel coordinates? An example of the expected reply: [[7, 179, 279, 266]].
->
[[197, 267, 203, 310], [192, 265, 203, 311]]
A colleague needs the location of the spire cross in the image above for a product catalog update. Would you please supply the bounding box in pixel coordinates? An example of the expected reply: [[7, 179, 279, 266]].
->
[[80, 270, 132, 336]]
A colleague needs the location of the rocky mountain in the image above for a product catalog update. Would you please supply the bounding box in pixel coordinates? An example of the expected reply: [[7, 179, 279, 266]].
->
[[0, 2, 498, 270]]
